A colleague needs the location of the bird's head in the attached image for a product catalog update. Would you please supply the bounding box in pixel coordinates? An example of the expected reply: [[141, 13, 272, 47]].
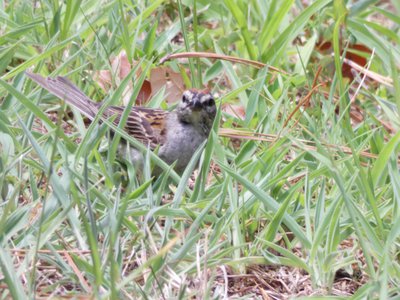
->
[[176, 89, 216, 131]]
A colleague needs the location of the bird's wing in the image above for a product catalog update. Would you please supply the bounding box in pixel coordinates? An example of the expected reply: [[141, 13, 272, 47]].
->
[[105, 106, 168, 149], [26, 72, 169, 149]]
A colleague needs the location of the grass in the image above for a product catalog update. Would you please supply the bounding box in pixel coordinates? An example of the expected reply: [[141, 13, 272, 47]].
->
[[1, 0, 400, 298]]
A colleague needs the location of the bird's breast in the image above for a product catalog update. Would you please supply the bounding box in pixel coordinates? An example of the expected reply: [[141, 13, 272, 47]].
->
[[158, 116, 208, 173]]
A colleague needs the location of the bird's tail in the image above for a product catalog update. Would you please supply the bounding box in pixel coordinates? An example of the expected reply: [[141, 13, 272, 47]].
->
[[26, 72, 99, 120]]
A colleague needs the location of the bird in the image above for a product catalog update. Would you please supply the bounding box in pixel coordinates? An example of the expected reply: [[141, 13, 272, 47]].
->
[[25, 72, 216, 175]]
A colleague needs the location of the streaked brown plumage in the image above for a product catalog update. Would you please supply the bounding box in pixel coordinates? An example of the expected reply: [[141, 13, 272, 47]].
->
[[26, 72, 216, 174]]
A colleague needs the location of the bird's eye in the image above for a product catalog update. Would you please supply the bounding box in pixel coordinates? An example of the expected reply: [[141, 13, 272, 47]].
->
[[205, 98, 215, 106], [182, 92, 191, 103]]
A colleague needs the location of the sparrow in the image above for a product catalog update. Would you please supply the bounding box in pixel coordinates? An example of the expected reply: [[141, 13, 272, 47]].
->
[[25, 72, 216, 174]]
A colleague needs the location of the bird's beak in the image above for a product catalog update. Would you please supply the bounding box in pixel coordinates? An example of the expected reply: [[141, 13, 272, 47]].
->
[[191, 99, 203, 111]]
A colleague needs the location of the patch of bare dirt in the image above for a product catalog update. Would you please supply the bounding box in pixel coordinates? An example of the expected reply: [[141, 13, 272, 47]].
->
[[213, 264, 366, 299]]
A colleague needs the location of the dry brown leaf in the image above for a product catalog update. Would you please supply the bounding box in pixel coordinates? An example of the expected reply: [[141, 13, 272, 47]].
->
[[316, 41, 373, 81], [96, 70, 112, 91], [113, 50, 131, 79], [94, 52, 187, 105], [136, 79, 152, 106], [149, 66, 185, 103], [93, 50, 152, 105]]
